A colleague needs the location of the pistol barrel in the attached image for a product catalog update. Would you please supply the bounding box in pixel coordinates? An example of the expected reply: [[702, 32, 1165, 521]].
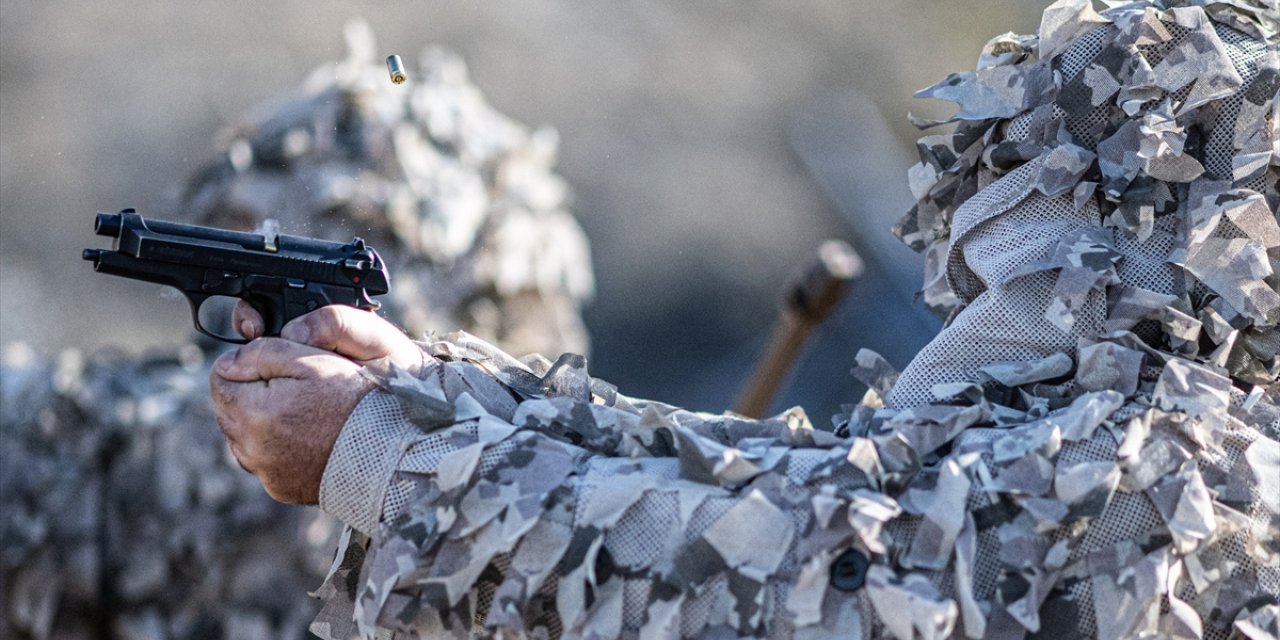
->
[[93, 212, 122, 237]]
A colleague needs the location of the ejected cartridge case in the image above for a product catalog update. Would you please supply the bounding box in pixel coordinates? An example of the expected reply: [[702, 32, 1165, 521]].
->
[[386, 55, 407, 84]]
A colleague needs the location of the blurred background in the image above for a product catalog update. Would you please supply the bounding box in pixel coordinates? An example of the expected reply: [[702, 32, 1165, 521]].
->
[[0, 0, 1045, 419]]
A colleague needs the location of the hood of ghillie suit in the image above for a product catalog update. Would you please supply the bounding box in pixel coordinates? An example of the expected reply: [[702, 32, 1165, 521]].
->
[[180, 21, 594, 357], [887, 0, 1279, 410]]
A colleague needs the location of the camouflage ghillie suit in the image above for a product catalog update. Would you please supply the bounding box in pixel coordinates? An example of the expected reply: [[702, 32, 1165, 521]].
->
[[307, 2, 1279, 638], [0, 23, 593, 640]]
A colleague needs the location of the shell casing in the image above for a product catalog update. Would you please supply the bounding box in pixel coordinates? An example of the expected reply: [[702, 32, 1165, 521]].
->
[[386, 54, 407, 84]]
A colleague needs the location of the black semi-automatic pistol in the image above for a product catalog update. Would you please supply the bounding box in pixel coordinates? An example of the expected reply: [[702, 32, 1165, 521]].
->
[[83, 208, 390, 343]]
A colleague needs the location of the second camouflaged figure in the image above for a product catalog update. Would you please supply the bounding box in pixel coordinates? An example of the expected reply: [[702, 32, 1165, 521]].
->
[[304, 2, 1279, 639], [182, 20, 593, 359]]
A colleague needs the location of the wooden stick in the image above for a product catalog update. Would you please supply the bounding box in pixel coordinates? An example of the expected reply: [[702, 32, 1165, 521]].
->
[[733, 240, 862, 418]]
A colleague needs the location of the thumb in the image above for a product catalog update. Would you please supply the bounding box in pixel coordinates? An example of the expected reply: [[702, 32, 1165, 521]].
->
[[212, 338, 329, 383], [281, 305, 420, 369]]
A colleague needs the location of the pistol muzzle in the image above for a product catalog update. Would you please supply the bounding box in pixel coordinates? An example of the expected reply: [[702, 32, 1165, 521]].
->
[[94, 212, 123, 237]]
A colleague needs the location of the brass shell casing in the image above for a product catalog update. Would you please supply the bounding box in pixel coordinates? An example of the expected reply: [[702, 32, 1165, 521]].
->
[[386, 55, 407, 84]]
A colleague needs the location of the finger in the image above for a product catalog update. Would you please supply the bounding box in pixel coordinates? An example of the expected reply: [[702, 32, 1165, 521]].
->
[[232, 300, 265, 340], [210, 373, 257, 469], [282, 305, 419, 367], [211, 367, 290, 444], [220, 426, 255, 474], [209, 368, 271, 450], [210, 381, 242, 445], [210, 351, 241, 406], [211, 338, 335, 383]]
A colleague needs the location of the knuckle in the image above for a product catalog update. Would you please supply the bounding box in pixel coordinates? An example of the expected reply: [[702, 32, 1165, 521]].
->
[[209, 377, 237, 411], [213, 413, 238, 441], [293, 309, 327, 347], [260, 336, 291, 360], [232, 450, 255, 475], [236, 339, 264, 363], [315, 305, 348, 345], [223, 436, 253, 474]]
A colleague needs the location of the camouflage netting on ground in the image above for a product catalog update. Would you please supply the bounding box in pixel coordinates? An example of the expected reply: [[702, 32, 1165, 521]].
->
[[0, 22, 593, 640]]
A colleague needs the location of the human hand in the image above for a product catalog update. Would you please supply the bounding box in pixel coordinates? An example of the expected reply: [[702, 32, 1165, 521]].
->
[[211, 305, 426, 503], [232, 302, 425, 375], [210, 337, 374, 504]]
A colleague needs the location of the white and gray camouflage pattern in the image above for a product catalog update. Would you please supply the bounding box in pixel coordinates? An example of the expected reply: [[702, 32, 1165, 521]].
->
[[308, 1, 1279, 638]]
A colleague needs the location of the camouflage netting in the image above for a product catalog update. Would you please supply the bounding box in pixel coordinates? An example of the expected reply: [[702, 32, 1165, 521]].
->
[[1, 343, 332, 640], [0, 21, 593, 640], [182, 20, 593, 358], [890, 0, 1278, 406], [303, 1, 1278, 639]]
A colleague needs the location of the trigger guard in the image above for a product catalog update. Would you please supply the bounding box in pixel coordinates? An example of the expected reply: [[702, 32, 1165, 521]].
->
[[187, 293, 251, 345]]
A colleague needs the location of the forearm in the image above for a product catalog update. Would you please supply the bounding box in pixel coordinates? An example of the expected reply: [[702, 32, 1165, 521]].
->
[[310, 332, 1280, 640], [312, 333, 894, 639]]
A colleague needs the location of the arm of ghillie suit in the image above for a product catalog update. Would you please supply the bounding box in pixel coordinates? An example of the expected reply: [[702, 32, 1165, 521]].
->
[[308, 331, 909, 640], [308, 330, 1280, 640]]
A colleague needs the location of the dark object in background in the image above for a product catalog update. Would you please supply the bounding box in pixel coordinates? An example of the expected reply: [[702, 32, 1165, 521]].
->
[[734, 239, 862, 418]]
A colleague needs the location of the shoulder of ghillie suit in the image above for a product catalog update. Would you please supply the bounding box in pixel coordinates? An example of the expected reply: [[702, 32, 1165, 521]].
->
[[893, 0, 1279, 388]]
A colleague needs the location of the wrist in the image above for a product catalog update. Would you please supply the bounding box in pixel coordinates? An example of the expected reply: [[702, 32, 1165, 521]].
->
[[318, 390, 419, 536]]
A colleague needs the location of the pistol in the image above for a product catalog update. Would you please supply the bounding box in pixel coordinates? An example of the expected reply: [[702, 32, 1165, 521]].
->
[[82, 208, 390, 343]]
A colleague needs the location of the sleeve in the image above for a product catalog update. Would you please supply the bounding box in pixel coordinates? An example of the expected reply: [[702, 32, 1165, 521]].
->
[[319, 391, 420, 537], [309, 332, 902, 640], [309, 332, 1280, 640]]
